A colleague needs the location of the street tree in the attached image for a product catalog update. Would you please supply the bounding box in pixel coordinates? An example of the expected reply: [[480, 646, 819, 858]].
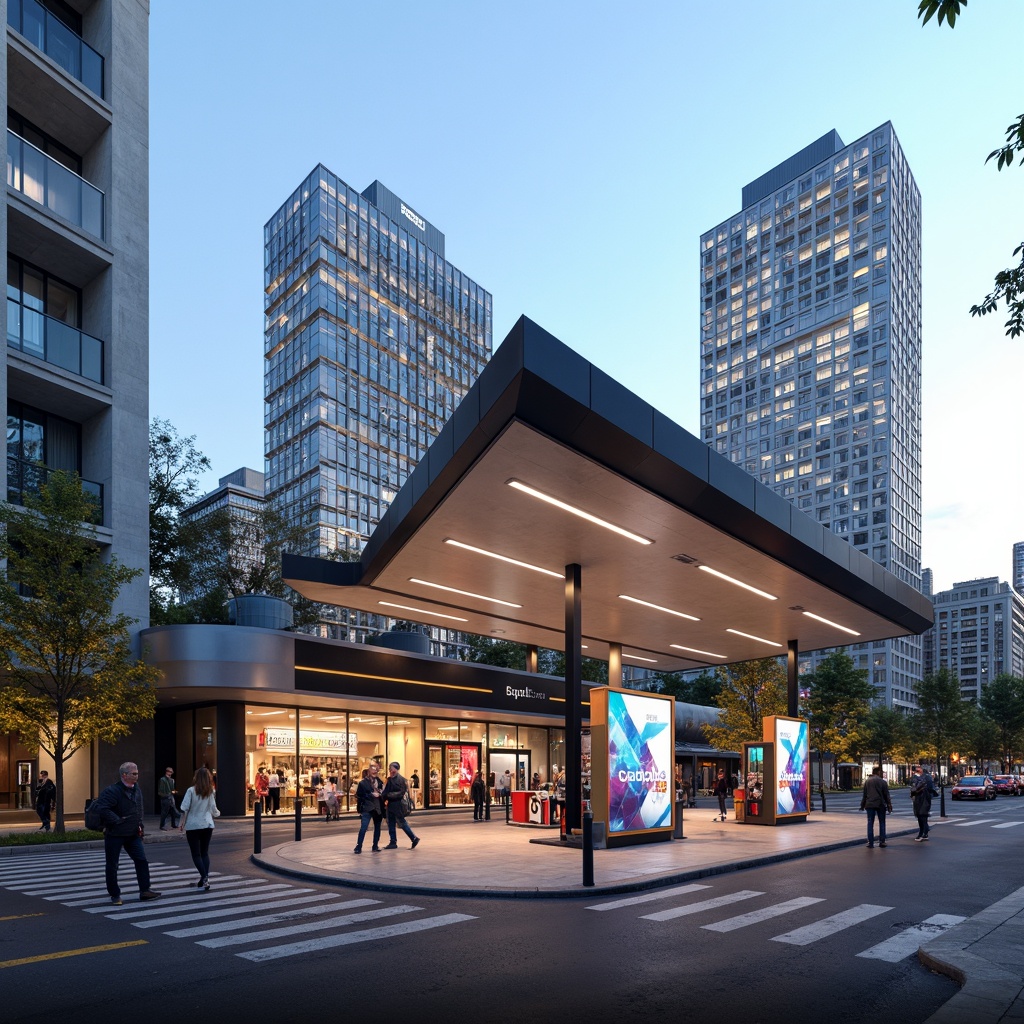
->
[[910, 668, 972, 810], [0, 472, 159, 833], [855, 703, 911, 774], [801, 651, 876, 790], [962, 703, 1003, 775], [702, 658, 788, 754], [149, 418, 214, 622], [655, 669, 722, 706], [462, 635, 528, 671], [917, 0, 1024, 338], [978, 673, 1024, 772]]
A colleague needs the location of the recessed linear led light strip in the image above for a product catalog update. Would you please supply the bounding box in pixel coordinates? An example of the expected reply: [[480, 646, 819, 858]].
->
[[378, 601, 468, 623], [623, 653, 657, 664], [698, 565, 777, 601], [619, 595, 700, 621], [444, 539, 562, 578], [408, 578, 522, 608], [295, 665, 491, 695], [726, 628, 782, 648], [802, 610, 861, 637], [506, 479, 653, 546], [671, 644, 727, 660]]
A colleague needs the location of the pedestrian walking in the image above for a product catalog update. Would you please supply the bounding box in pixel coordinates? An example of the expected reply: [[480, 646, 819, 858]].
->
[[860, 766, 893, 847], [910, 765, 938, 841], [254, 768, 269, 811], [354, 764, 384, 853], [712, 769, 730, 822], [34, 770, 56, 832], [471, 770, 486, 820], [178, 766, 220, 889], [158, 767, 179, 830], [91, 761, 161, 905], [381, 761, 420, 849], [266, 768, 280, 814]]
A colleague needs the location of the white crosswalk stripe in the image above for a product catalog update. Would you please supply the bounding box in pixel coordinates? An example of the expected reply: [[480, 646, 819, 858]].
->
[[953, 819, 1001, 827], [993, 822, 1024, 828], [585, 883, 711, 911], [770, 904, 893, 945], [701, 896, 825, 933], [0, 852, 477, 960], [641, 890, 764, 922], [856, 914, 966, 961]]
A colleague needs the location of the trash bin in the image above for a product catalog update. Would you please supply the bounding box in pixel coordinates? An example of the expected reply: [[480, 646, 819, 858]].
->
[[733, 787, 745, 822]]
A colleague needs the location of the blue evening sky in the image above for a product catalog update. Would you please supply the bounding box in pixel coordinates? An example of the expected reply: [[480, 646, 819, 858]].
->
[[150, 0, 1024, 594]]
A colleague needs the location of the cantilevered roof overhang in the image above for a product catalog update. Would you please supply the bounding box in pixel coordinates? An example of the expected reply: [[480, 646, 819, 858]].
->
[[283, 316, 932, 673]]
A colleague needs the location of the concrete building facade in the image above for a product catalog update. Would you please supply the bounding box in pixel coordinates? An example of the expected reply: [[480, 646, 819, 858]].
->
[[700, 123, 923, 708], [1, 0, 150, 812]]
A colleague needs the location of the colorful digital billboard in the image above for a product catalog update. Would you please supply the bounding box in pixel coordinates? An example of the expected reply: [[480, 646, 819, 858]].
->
[[774, 716, 809, 816], [606, 689, 673, 834]]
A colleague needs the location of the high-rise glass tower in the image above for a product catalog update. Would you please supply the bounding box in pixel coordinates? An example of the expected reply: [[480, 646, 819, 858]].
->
[[264, 169, 492, 641], [700, 124, 922, 708]]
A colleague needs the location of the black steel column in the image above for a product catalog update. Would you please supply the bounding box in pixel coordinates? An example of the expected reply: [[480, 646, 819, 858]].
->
[[564, 563, 582, 840], [788, 641, 799, 718]]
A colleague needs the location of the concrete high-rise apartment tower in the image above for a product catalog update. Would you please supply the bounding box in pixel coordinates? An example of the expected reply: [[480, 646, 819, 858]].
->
[[264, 169, 492, 643], [1013, 541, 1024, 595], [700, 124, 922, 708], [2, 0, 150, 806]]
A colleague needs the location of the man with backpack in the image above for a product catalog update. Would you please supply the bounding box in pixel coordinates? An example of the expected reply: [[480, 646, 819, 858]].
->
[[910, 764, 939, 842], [91, 761, 161, 905]]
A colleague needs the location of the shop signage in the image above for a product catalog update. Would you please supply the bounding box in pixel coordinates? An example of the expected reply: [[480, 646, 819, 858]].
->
[[400, 202, 426, 231], [774, 716, 809, 816], [259, 728, 358, 755]]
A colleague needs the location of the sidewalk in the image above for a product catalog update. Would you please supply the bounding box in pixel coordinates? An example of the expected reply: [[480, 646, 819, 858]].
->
[[4, 805, 1023, 1021]]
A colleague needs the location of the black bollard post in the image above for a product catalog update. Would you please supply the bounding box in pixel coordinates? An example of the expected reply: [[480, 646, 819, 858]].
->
[[505, 795, 510, 824], [582, 809, 594, 887], [484, 795, 491, 821], [254, 800, 262, 854], [294, 797, 302, 842], [673, 796, 685, 840], [820, 784, 827, 813]]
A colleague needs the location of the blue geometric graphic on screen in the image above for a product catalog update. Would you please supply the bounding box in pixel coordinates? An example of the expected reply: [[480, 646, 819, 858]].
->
[[608, 691, 671, 832]]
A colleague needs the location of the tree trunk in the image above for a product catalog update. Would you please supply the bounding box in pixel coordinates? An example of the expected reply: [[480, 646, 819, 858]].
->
[[54, 711, 65, 835]]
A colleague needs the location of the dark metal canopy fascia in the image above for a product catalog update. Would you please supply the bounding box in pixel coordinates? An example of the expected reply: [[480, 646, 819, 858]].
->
[[283, 316, 932, 673]]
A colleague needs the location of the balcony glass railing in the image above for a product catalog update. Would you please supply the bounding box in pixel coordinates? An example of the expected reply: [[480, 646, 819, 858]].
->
[[7, 299, 104, 384], [7, 0, 104, 99], [7, 130, 104, 240], [7, 458, 103, 524]]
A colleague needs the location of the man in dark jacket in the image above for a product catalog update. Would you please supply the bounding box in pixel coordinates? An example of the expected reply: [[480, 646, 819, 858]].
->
[[353, 763, 384, 853], [860, 766, 893, 848], [92, 761, 161, 905], [910, 765, 938, 842], [35, 771, 56, 832], [381, 761, 420, 850]]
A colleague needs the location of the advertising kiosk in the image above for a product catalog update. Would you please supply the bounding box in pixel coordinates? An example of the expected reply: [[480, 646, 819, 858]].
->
[[741, 715, 809, 826], [589, 687, 675, 848]]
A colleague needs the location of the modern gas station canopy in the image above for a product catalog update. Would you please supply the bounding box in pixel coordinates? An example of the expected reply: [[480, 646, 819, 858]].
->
[[283, 316, 933, 672]]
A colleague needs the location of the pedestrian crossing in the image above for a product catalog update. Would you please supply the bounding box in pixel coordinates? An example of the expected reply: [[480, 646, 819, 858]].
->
[[586, 882, 965, 963], [0, 852, 475, 961], [837, 806, 1024, 833]]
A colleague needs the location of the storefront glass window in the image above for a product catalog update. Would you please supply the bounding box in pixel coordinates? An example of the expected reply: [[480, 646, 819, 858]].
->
[[349, 712, 386, 803], [245, 704, 295, 814], [521, 727, 549, 787], [299, 710, 357, 814], [387, 713, 422, 806]]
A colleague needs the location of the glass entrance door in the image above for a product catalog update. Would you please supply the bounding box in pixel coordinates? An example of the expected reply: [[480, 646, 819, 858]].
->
[[426, 742, 480, 808]]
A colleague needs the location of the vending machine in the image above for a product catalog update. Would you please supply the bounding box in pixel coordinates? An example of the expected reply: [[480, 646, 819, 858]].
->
[[741, 716, 809, 826]]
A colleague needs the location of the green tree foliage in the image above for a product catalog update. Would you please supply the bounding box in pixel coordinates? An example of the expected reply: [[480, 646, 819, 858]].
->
[[461, 635, 528, 671], [801, 651, 876, 788], [702, 658, 788, 753], [910, 668, 971, 777], [917, 0, 1024, 338], [654, 669, 722, 706], [0, 473, 159, 833], [855, 703, 911, 769], [962, 703, 1003, 774], [149, 418, 214, 622], [979, 673, 1024, 771]]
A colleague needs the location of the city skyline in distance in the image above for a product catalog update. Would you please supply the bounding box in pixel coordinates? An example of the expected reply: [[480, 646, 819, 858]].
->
[[150, 0, 1024, 597]]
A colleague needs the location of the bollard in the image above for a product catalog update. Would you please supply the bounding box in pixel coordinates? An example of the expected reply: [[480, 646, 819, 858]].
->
[[505, 795, 510, 824], [254, 800, 262, 854], [582, 810, 594, 887], [294, 797, 302, 842], [673, 798, 685, 840], [820, 784, 827, 814], [484, 796, 491, 822]]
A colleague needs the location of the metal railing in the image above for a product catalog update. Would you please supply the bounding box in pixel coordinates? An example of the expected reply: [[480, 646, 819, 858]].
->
[[7, 130, 104, 240], [7, 0, 104, 99], [6, 459, 103, 524], [7, 299, 104, 384]]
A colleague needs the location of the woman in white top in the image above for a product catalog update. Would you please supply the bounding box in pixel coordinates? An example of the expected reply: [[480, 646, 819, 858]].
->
[[322, 776, 339, 820], [178, 766, 220, 890]]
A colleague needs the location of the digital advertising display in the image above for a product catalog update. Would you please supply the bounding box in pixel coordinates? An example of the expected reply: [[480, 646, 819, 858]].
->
[[606, 689, 673, 834], [774, 716, 809, 817]]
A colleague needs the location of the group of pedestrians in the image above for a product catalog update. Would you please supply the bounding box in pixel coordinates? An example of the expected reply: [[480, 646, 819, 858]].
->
[[353, 761, 420, 852], [860, 764, 941, 848]]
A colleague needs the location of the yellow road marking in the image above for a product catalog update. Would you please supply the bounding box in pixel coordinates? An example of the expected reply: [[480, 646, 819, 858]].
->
[[0, 913, 46, 922], [0, 939, 148, 968]]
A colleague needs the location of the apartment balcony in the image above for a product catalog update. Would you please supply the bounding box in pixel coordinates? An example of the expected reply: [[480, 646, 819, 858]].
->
[[7, 130, 104, 241], [7, 0, 103, 99], [7, 458, 103, 525], [7, 299, 104, 384]]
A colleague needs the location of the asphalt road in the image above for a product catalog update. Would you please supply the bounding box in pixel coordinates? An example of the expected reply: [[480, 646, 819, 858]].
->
[[3, 790, 1020, 1024]]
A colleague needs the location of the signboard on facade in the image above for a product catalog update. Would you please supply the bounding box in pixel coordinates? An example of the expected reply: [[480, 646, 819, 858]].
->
[[259, 728, 358, 756]]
